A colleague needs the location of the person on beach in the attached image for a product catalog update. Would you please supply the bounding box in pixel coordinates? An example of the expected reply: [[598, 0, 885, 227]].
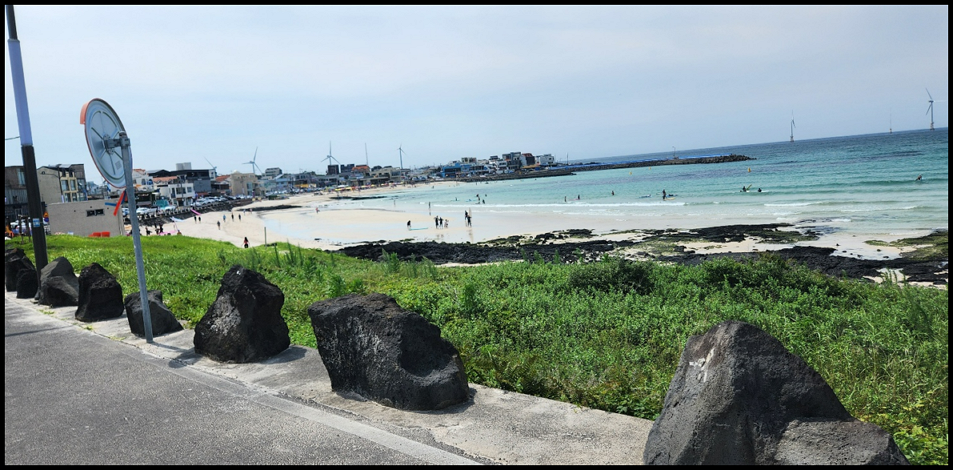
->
[[757, 188, 762, 192], [435, 216, 439, 229], [238, 213, 241, 221], [916, 174, 922, 181], [243, 237, 249, 249], [662, 190, 667, 200], [407, 220, 411, 230], [231, 213, 234, 221], [217, 221, 221, 230], [193, 215, 197, 223]]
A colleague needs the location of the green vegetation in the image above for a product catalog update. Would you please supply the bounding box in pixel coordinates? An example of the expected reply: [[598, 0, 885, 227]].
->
[[6, 234, 947, 465], [867, 229, 949, 261]]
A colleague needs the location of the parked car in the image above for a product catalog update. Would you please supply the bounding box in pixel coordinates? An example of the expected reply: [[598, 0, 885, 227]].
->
[[135, 207, 155, 216]]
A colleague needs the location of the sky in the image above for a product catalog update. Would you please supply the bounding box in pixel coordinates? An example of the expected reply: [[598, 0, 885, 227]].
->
[[5, 5, 949, 184]]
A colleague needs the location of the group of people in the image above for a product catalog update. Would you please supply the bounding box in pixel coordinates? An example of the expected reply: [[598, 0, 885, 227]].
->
[[434, 216, 449, 229]]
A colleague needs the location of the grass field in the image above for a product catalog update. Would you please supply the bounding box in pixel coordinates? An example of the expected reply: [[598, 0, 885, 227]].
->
[[6, 234, 947, 465]]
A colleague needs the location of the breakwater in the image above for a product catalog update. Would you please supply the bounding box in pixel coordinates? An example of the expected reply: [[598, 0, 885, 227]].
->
[[458, 154, 753, 182]]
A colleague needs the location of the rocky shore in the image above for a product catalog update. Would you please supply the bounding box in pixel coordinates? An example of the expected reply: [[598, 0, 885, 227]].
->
[[340, 224, 948, 286]]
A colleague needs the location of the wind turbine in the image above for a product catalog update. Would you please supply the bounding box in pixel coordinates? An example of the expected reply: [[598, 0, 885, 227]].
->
[[322, 141, 341, 169], [245, 147, 263, 176], [398, 144, 406, 183], [204, 157, 218, 178], [789, 112, 796, 142], [926, 89, 934, 131]]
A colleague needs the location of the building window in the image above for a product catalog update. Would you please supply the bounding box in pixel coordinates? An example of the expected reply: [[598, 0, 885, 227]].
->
[[61, 180, 69, 192]]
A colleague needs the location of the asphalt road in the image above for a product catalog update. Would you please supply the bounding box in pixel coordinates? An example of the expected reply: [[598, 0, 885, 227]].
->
[[5, 292, 651, 465]]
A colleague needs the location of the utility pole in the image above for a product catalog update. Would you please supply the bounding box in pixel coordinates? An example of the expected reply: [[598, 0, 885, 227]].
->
[[6, 5, 49, 272]]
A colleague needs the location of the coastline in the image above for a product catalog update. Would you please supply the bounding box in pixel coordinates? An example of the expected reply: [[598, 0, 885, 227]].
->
[[188, 185, 922, 260], [160, 184, 948, 288]]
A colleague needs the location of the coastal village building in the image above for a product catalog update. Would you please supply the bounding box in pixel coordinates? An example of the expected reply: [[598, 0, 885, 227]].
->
[[37, 164, 88, 204], [212, 175, 231, 196], [228, 171, 259, 197], [45, 199, 124, 238], [132, 168, 155, 192], [152, 176, 195, 208], [4, 166, 30, 231], [263, 167, 282, 178]]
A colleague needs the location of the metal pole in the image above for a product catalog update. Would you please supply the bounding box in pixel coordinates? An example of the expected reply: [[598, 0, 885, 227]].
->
[[6, 5, 49, 273], [119, 133, 154, 342]]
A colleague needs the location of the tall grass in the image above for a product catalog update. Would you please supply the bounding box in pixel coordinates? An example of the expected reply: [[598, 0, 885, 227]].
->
[[6, 235, 947, 465]]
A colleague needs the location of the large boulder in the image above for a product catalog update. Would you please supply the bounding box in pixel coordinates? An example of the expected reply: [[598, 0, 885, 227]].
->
[[124, 290, 184, 337], [15, 265, 38, 298], [643, 320, 909, 465], [307, 293, 470, 411], [35, 257, 79, 307], [75, 263, 124, 322], [5, 247, 28, 291], [193, 265, 289, 363]]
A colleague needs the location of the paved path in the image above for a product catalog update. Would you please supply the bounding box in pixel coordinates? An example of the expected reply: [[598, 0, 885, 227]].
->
[[5, 292, 652, 465]]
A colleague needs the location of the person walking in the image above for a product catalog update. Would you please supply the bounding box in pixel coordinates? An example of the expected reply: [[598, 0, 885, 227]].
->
[[217, 221, 221, 230], [243, 237, 249, 249], [231, 213, 235, 221], [662, 189, 667, 200]]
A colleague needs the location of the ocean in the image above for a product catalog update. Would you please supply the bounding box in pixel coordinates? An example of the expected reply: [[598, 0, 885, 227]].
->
[[261, 129, 948, 248]]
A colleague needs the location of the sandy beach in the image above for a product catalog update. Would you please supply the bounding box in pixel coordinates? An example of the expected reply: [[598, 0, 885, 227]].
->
[[163, 181, 926, 263]]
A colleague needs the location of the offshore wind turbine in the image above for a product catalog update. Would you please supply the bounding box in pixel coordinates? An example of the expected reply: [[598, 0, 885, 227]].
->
[[789, 112, 796, 142], [926, 89, 935, 131]]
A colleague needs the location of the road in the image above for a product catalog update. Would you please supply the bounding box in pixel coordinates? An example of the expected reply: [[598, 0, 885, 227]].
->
[[5, 292, 651, 465]]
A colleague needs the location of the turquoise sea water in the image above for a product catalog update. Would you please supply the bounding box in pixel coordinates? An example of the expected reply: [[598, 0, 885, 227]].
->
[[264, 129, 948, 246]]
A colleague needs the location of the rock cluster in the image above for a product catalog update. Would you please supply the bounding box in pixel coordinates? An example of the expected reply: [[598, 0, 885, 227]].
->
[[643, 320, 909, 465], [75, 263, 124, 322], [193, 265, 290, 363], [308, 293, 470, 410], [124, 290, 183, 337]]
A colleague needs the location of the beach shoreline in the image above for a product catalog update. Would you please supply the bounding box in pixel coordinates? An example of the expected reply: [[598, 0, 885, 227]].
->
[[157, 186, 947, 288], [179, 185, 927, 260]]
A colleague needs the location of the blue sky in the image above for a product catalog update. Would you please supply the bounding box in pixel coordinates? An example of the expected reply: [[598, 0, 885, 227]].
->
[[5, 5, 949, 184]]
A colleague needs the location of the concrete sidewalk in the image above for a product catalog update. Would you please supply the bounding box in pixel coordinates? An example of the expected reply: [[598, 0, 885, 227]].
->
[[5, 291, 652, 465]]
